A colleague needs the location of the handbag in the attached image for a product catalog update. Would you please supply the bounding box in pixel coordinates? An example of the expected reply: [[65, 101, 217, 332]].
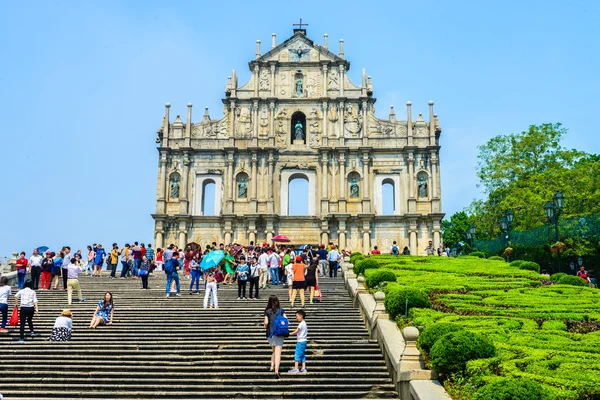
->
[[9, 306, 19, 326]]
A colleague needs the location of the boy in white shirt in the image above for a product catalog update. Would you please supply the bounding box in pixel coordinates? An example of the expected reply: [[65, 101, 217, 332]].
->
[[288, 309, 308, 374]]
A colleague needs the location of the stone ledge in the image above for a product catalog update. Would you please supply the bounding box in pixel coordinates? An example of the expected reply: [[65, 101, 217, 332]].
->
[[410, 380, 452, 400]]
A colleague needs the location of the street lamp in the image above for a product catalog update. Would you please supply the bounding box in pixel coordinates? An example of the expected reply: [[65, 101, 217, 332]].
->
[[544, 191, 565, 272], [500, 211, 514, 261]]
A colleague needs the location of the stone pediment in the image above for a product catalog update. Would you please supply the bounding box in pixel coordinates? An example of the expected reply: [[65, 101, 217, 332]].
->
[[256, 32, 345, 65]]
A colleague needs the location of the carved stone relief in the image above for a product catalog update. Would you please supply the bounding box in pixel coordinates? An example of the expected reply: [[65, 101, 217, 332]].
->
[[278, 71, 289, 96], [235, 107, 252, 138], [259, 69, 270, 91], [259, 107, 269, 135], [306, 73, 321, 98], [328, 70, 339, 90], [344, 103, 362, 137]]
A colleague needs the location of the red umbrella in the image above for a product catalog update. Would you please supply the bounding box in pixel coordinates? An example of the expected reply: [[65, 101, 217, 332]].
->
[[272, 235, 291, 243]]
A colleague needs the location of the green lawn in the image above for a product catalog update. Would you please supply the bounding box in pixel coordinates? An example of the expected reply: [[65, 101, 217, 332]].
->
[[355, 255, 600, 400]]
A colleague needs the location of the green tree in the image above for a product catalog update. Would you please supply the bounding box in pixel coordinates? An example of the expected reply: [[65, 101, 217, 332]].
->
[[442, 211, 472, 251]]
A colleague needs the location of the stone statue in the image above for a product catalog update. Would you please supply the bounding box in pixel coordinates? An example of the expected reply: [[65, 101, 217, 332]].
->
[[418, 176, 428, 198], [238, 178, 247, 198], [350, 178, 359, 198], [295, 79, 303, 97], [170, 176, 180, 199], [294, 120, 304, 141]]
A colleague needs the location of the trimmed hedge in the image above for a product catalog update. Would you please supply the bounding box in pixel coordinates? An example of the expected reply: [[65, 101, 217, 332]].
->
[[384, 285, 430, 319], [418, 323, 465, 354], [541, 320, 567, 331], [429, 330, 495, 374], [365, 269, 397, 288], [469, 251, 486, 258], [557, 275, 587, 287], [509, 260, 524, 268], [474, 378, 548, 400], [349, 252, 364, 265], [353, 258, 379, 275], [549, 272, 567, 282], [488, 256, 505, 261], [518, 261, 541, 273]]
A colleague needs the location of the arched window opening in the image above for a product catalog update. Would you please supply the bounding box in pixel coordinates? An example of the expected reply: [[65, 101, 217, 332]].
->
[[202, 180, 216, 216], [288, 175, 309, 215], [291, 111, 306, 144], [382, 180, 395, 215]]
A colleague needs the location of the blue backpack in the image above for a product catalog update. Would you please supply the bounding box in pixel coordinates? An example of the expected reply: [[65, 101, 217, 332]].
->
[[391, 245, 399, 255], [270, 309, 289, 338], [164, 259, 175, 275]]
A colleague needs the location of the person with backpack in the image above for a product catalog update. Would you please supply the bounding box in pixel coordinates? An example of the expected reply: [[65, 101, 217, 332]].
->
[[391, 241, 399, 256], [139, 256, 150, 290], [188, 252, 202, 294], [93, 244, 106, 277], [203, 268, 219, 309], [316, 245, 328, 278], [264, 295, 288, 379], [164, 252, 181, 298], [235, 256, 250, 299]]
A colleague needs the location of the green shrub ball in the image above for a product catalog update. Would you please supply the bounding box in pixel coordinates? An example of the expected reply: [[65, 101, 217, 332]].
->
[[353, 258, 379, 275], [509, 260, 524, 268], [418, 323, 465, 354], [518, 261, 541, 273], [365, 269, 397, 288], [429, 331, 495, 375], [549, 272, 567, 282], [384, 286, 431, 319], [541, 320, 567, 331], [557, 275, 587, 287], [349, 252, 364, 264], [474, 378, 548, 400]]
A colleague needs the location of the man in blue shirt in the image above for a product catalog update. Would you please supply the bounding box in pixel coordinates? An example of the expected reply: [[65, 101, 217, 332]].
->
[[317, 244, 328, 278], [236, 256, 250, 299], [327, 246, 341, 278]]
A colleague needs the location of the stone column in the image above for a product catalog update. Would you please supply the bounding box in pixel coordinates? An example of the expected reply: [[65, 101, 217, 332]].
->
[[321, 156, 328, 199], [362, 152, 371, 212], [409, 220, 418, 255], [331, 153, 337, 200], [433, 230, 441, 250], [322, 64, 328, 97], [178, 221, 187, 250], [362, 100, 367, 139], [270, 64, 276, 97], [253, 100, 259, 137], [322, 100, 328, 140], [406, 101, 413, 146], [155, 230, 164, 250], [229, 101, 236, 138], [253, 64, 259, 97], [362, 229, 370, 254], [179, 153, 190, 214], [251, 153, 258, 199], [224, 231, 232, 245], [269, 102, 275, 146], [431, 151, 438, 199], [338, 218, 347, 250], [267, 153, 274, 213], [408, 152, 415, 198], [157, 153, 167, 214], [226, 152, 234, 213], [339, 152, 346, 199], [184, 103, 192, 147], [339, 64, 344, 97]]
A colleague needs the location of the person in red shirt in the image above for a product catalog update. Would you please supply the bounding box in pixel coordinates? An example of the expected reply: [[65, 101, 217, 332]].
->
[[16, 251, 28, 290], [140, 243, 147, 258], [371, 246, 381, 255], [577, 266, 589, 281]]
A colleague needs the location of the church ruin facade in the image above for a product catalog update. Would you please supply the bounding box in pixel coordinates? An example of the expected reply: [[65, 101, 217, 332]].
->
[[152, 28, 444, 254]]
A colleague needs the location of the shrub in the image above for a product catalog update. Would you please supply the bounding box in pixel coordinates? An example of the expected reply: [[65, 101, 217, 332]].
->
[[418, 323, 465, 354], [365, 269, 397, 288], [429, 330, 495, 374], [541, 320, 567, 331], [488, 256, 505, 262], [469, 251, 486, 258], [518, 261, 540, 273], [557, 275, 587, 287], [384, 286, 431, 319], [353, 258, 379, 275], [509, 260, 524, 268], [474, 378, 548, 400], [349, 252, 364, 264], [549, 272, 567, 282]]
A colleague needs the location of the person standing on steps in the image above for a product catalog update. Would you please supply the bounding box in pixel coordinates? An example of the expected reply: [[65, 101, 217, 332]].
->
[[236, 256, 249, 300], [248, 255, 261, 300], [14, 280, 39, 342], [327, 245, 341, 278], [155, 248, 164, 271], [258, 248, 269, 289], [131, 242, 142, 279], [285, 257, 294, 302], [139, 255, 150, 290], [15, 252, 28, 290], [67, 257, 85, 305], [203, 268, 219, 309], [268, 248, 280, 286], [40, 252, 54, 290], [89, 292, 114, 329], [119, 244, 130, 279], [29, 249, 43, 290], [109, 243, 119, 279], [290, 257, 307, 308], [0, 276, 11, 333], [164, 252, 181, 298], [288, 309, 308, 374], [189, 253, 202, 294], [93, 244, 106, 277], [305, 260, 319, 304], [61, 246, 72, 291], [264, 295, 287, 379], [51, 251, 63, 290], [86, 245, 95, 276], [316, 244, 328, 278]]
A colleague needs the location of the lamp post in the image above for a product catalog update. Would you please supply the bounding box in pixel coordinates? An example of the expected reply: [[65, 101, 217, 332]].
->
[[466, 224, 476, 252], [500, 210, 514, 261], [544, 191, 565, 272]]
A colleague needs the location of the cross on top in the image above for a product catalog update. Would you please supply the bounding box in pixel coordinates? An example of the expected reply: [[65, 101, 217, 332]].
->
[[293, 18, 308, 30]]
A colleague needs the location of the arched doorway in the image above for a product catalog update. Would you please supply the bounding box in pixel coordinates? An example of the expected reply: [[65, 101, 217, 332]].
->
[[290, 111, 306, 144], [202, 180, 216, 216], [288, 174, 309, 215]]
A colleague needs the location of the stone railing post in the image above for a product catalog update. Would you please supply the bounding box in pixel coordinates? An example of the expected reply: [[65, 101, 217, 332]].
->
[[399, 327, 438, 400], [374, 291, 388, 319]]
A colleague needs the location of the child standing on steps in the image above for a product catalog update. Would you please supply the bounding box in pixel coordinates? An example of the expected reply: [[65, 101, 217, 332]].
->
[[288, 309, 308, 374]]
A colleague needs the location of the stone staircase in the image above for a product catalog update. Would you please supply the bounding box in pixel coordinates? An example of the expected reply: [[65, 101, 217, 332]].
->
[[0, 274, 398, 399]]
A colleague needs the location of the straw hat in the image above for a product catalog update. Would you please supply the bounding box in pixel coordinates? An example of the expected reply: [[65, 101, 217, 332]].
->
[[61, 309, 72, 318]]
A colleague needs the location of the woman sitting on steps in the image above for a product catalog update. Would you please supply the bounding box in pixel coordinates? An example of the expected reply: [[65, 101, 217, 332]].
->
[[88, 291, 114, 329]]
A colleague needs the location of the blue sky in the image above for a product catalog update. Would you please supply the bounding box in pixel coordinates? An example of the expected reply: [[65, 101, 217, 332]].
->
[[1, 1, 599, 259]]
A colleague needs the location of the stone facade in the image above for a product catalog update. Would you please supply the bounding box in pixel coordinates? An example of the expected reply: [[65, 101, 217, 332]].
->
[[152, 29, 444, 254]]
